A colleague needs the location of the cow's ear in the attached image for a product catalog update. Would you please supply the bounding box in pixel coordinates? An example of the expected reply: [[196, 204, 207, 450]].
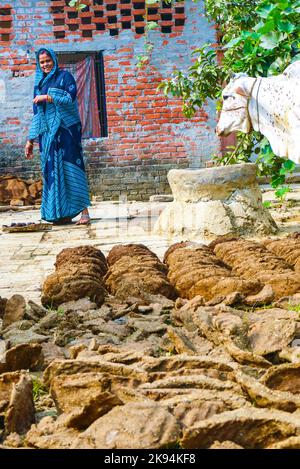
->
[[234, 85, 249, 97]]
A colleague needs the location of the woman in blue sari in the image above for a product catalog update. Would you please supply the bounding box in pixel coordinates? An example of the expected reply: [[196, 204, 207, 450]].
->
[[25, 47, 90, 225]]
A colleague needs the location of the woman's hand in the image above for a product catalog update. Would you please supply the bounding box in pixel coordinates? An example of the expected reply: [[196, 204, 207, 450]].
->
[[33, 94, 49, 104], [25, 140, 34, 160]]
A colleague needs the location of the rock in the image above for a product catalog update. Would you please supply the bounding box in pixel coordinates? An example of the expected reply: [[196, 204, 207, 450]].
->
[[167, 327, 203, 355], [0, 175, 42, 206], [74, 402, 182, 449], [33, 312, 58, 331], [234, 369, 300, 412], [3, 432, 24, 448], [244, 284, 275, 306], [1, 319, 33, 335], [59, 298, 97, 313], [26, 301, 48, 320], [209, 440, 244, 449], [5, 372, 35, 435], [247, 317, 297, 356], [3, 329, 49, 347], [0, 371, 22, 412], [0, 297, 7, 319], [50, 372, 122, 429], [274, 293, 300, 309], [25, 415, 80, 449], [41, 343, 66, 368], [225, 341, 272, 368], [267, 436, 300, 449], [139, 374, 241, 393], [0, 343, 42, 373], [181, 408, 300, 449], [278, 347, 300, 363], [161, 390, 249, 428], [137, 305, 153, 314], [43, 358, 148, 388], [140, 355, 234, 374], [2, 295, 26, 330], [261, 363, 300, 394], [127, 317, 167, 337], [0, 340, 6, 355]]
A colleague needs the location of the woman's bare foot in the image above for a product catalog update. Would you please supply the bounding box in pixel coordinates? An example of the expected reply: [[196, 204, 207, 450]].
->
[[75, 209, 90, 225], [52, 217, 73, 225]]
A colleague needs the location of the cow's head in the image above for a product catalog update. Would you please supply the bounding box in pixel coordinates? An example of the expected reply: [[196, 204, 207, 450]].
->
[[216, 74, 254, 136]]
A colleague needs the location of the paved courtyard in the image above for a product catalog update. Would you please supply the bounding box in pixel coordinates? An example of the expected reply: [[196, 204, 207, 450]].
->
[[1, 187, 300, 304]]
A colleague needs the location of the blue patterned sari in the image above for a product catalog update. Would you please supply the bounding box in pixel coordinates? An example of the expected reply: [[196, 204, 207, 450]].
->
[[28, 48, 90, 222]]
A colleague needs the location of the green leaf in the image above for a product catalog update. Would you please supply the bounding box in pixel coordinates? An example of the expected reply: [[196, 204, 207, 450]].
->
[[282, 159, 296, 172], [275, 186, 290, 200], [223, 36, 242, 49], [256, 4, 277, 19], [267, 56, 285, 75], [256, 20, 276, 34], [263, 200, 272, 208], [277, 20, 296, 33], [260, 32, 286, 50], [146, 21, 159, 31]]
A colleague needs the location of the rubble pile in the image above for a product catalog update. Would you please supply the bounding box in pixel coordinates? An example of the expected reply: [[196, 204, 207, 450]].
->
[[0, 175, 42, 206]]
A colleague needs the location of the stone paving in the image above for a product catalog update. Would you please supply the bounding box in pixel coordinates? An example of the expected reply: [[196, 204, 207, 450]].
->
[[1, 187, 300, 304]]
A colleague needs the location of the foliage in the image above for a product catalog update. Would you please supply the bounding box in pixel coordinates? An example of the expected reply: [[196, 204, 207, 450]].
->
[[32, 377, 47, 402], [286, 303, 300, 313], [68, 0, 87, 11], [159, 0, 300, 196], [57, 306, 65, 317]]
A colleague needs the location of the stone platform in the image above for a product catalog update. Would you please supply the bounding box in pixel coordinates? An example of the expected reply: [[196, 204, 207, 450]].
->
[[154, 164, 277, 239]]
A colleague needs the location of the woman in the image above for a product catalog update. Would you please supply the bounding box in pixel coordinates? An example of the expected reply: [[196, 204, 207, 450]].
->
[[25, 47, 91, 225]]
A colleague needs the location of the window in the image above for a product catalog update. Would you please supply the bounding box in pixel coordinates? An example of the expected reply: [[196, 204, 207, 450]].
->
[[57, 51, 108, 138]]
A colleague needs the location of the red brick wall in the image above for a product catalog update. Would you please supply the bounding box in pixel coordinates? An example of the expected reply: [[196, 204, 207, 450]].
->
[[0, 1, 220, 200]]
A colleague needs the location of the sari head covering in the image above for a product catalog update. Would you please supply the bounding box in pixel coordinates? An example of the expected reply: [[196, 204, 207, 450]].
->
[[34, 47, 59, 89]]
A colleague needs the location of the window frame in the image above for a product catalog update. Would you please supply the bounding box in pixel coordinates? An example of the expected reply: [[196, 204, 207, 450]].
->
[[56, 50, 108, 138]]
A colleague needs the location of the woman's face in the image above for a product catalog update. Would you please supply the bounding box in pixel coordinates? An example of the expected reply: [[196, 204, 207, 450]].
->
[[39, 52, 54, 74]]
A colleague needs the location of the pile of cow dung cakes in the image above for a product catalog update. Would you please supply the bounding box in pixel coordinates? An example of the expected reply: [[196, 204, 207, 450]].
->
[[212, 237, 300, 299], [104, 244, 177, 303], [263, 232, 300, 270], [41, 245, 107, 308], [164, 241, 262, 303], [41, 235, 300, 312]]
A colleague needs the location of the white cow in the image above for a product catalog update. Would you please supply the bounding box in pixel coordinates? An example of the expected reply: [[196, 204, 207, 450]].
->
[[216, 61, 300, 163]]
